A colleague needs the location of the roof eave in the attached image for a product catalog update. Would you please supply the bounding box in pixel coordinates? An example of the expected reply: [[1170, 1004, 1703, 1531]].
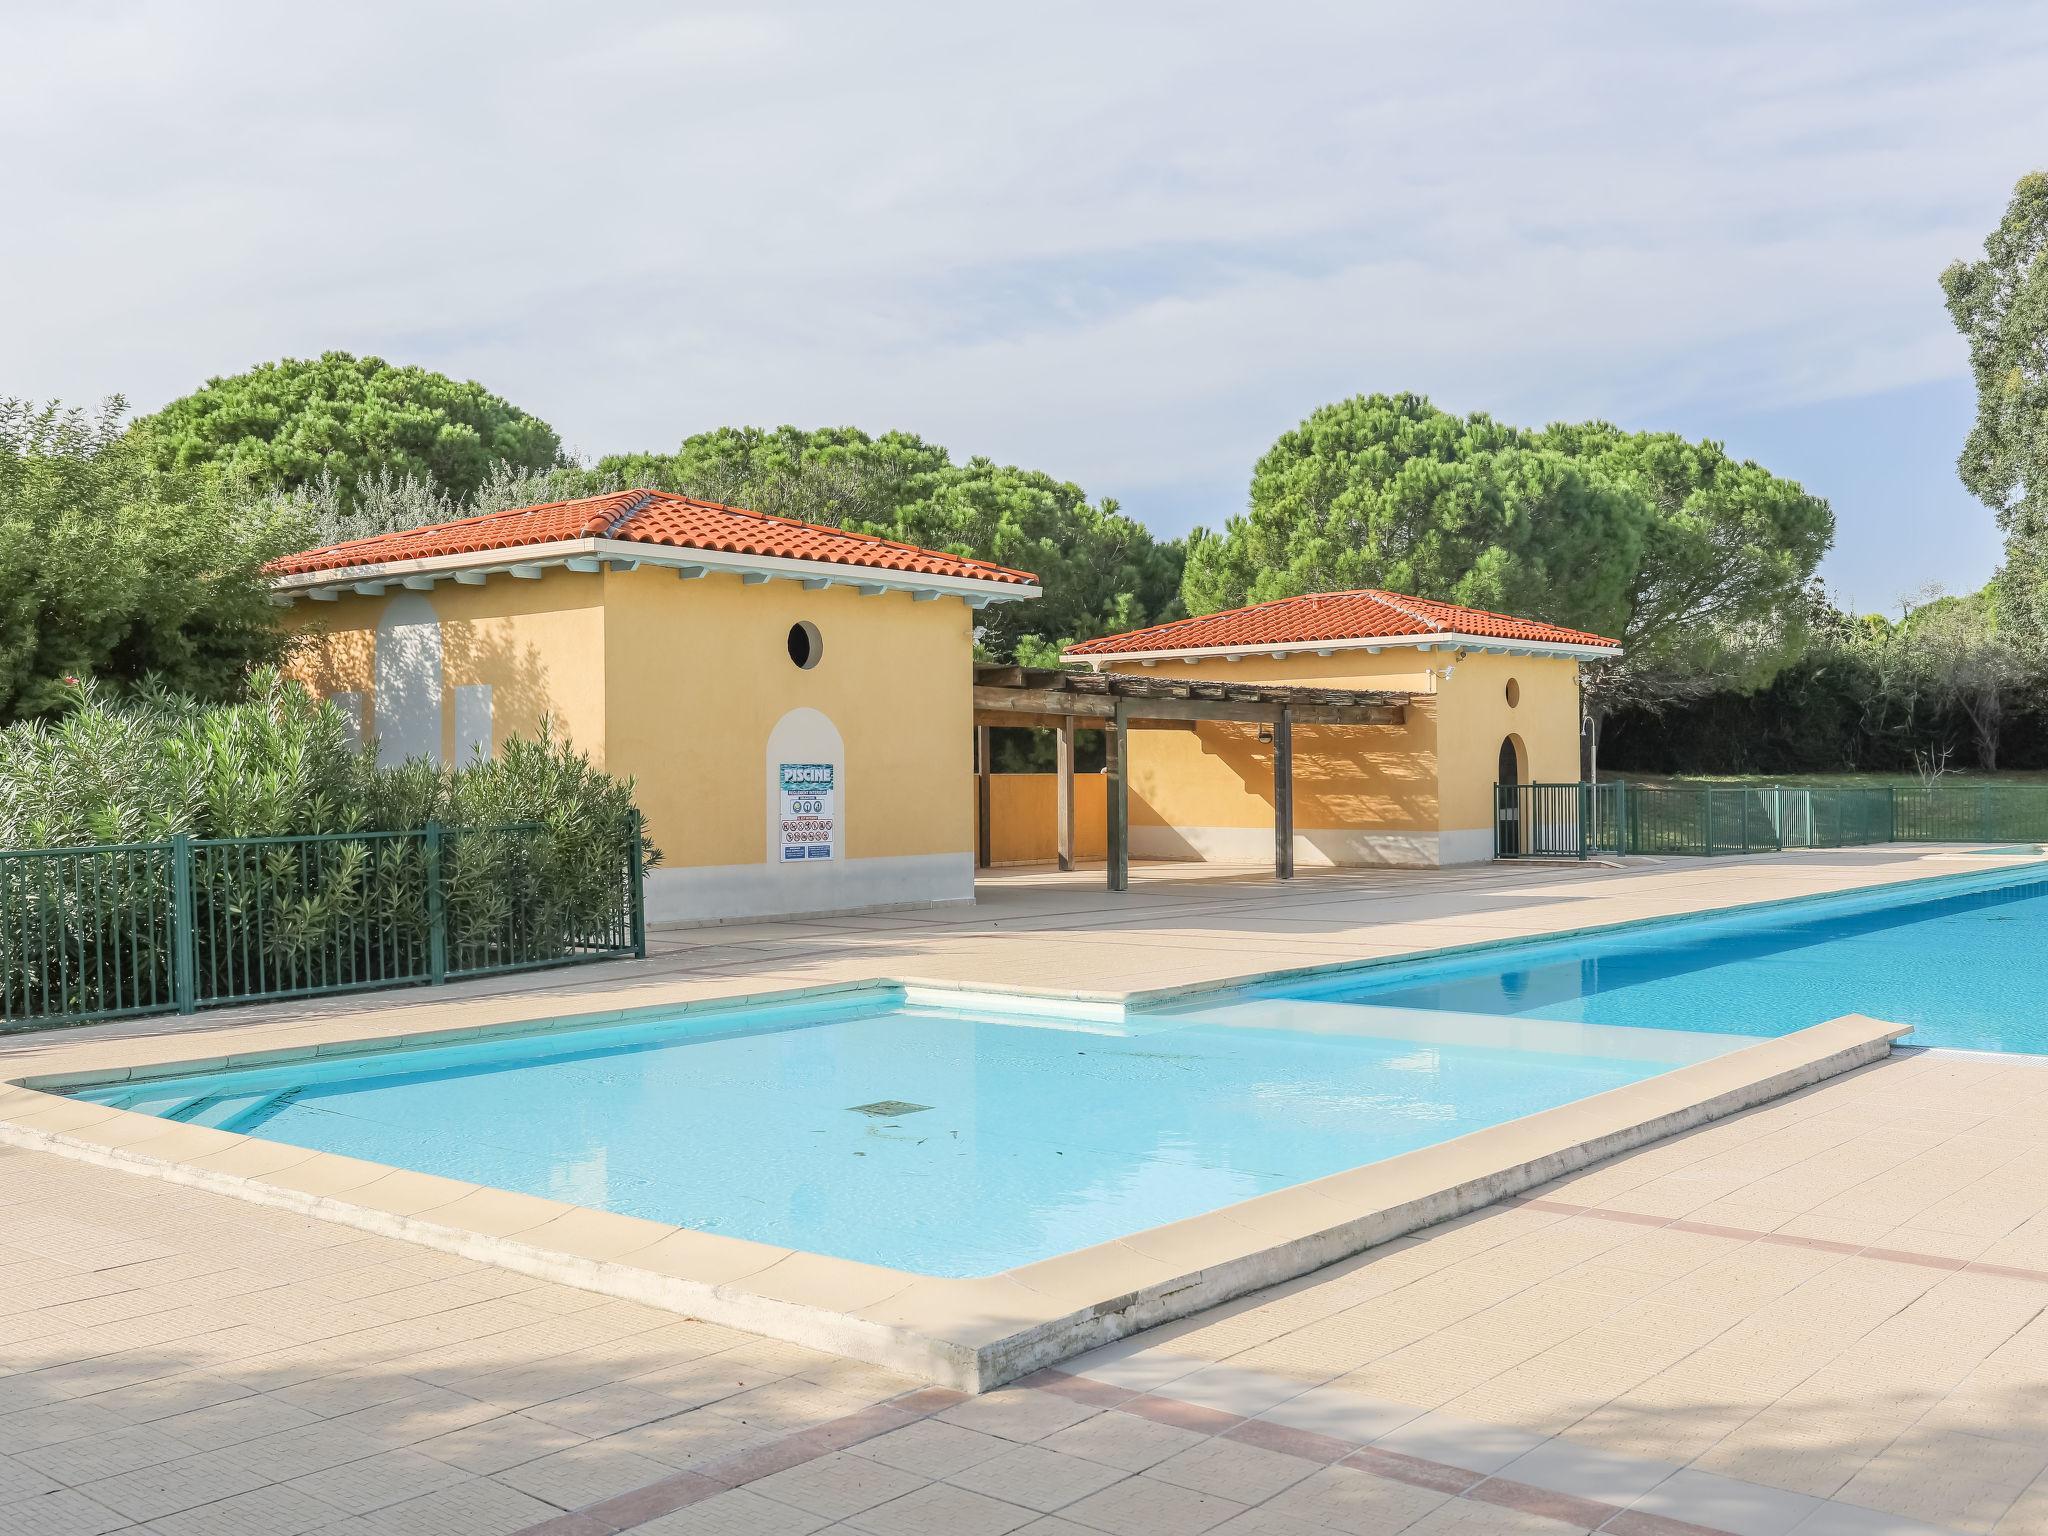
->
[[1061, 631, 1621, 665], [269, 536, 1043, 606]]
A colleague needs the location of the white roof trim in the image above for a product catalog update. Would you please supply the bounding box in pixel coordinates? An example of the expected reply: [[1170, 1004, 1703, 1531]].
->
[[271, 536, 1042, 605], [1064, 630, 1619, 666]]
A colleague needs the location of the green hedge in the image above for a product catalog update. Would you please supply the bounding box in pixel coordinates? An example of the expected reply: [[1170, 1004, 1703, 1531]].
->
[[0, 673, 658, 1025]]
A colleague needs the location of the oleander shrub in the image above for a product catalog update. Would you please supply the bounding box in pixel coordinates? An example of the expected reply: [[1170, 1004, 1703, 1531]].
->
[[0, 672, 658, 1024]]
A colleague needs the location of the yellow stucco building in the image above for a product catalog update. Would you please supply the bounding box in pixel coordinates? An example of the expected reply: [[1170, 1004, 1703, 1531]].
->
[[270, 489, 1040, 922], [1061, 590, 1620, 867], [272, 492, 1615, 916]]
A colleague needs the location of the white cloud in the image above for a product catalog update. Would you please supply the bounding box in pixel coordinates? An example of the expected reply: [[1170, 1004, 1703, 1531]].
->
[[3, 0, 2045, 600]]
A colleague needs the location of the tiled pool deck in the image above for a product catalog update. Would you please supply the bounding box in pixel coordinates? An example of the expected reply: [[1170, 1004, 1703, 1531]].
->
[[4, 850, 2048, 1533]]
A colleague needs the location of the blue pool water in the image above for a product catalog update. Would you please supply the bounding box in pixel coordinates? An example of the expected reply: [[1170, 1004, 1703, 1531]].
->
[[1268, 862, 2048, 1054], [70, 994, 1734, 1277], [71, 863, 2048, 1277]]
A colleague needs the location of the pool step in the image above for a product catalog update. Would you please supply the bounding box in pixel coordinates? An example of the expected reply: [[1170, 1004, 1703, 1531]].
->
[[158, 1088, 300, 1131]]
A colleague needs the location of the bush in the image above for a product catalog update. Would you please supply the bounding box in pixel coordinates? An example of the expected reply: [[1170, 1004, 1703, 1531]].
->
[[0, 398, 298, 723], [0, 674, 659, 1024]]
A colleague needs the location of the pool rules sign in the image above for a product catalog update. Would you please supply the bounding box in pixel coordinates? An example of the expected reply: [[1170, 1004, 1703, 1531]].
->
[[778, 762, 835, 861]]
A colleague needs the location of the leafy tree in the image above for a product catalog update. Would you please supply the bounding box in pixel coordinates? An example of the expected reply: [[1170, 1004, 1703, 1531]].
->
[[0, 398, 297, 722], [1893, 588, 2028, 771], [1183, 394, 1833, 774], [893, 460, 1185, 664], [1536, 422, 1835, 707], [602, 425, 1183, 660], [137, 351, 564, 505], [1943, 173, 2048, 638], [599, 426, 950, 530], [1182, 394, 1644, 634]]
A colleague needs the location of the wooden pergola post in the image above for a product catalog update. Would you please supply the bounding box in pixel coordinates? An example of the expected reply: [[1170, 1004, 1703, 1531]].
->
[[1106, 700, 1129, 893], [975, 724, 992, 869], [1273, 705, 1295, 880], [968, 665, 1407, 895], [1055, 714, 1076, 872]]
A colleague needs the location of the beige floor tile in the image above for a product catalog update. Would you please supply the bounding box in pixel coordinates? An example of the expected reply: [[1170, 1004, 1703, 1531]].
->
[[410, 1410, 587, 1474], [141, 1481, 349, 1536], [949, 1443, 1132, 1512], [517, 1381, 687, 1437], [847, 1480, 1038, 1535], [632, 1485, 831, 1535], [285, 1447, 473, 1514], [493, 1436, 674, 1507], [0, 1488, 132, 1536], [1263, 1462, 1453, 1533], [72, 1450, 273, 1523], [746, 1450, 929, 1520], [1146, 1438, 1317, 1503], [938, 1388, 1099, 1444], [1059, 1472, 1248, 1535], [846, 1419, 1013, 1479], [1038, 1412, 1209, 1474], [340, 1474, 560, 1535]]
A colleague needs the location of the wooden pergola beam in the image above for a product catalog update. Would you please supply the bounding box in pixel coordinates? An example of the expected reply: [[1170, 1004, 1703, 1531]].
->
[[973, 709, 1195, 733], [972, 689, 1402, 727]]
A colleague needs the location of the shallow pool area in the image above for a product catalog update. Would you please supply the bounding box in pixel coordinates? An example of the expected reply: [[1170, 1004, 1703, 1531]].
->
[[65, 990, 1746, 1277], [1267, 861, 2048, 1053]]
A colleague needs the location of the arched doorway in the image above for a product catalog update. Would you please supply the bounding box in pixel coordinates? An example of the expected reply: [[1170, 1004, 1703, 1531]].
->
[[1495, 734, 1524, 856]]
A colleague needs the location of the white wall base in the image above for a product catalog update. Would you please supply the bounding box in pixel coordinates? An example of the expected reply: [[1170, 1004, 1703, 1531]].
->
[[1436, 828, 1497, 865], [1129, 824, 1494, 869], [646, 852, 973, 926]]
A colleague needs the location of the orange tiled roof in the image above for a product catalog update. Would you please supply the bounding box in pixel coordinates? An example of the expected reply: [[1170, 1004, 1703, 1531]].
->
[[268, 489, 1037, 586], [1064, 589, 1620, 656]]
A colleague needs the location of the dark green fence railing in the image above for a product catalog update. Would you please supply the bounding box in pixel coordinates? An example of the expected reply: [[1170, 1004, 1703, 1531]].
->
[[1, 816, 645, 1029], [1496, 782, 2048, 860]]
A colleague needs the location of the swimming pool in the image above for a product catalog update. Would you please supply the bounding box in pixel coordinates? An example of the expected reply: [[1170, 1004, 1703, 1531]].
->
[[1266, 860, 2048, 1053], [66, 992, 1744, 1277]]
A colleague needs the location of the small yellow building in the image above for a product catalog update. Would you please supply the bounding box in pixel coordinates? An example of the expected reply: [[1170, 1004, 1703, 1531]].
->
[[1061, 590, 1620, 867], [269, 490, 1040, 922]]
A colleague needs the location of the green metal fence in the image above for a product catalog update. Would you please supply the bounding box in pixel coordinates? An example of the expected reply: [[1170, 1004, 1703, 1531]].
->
[[1, 816, 645, 1029], [1496, 781, 2048, 859]]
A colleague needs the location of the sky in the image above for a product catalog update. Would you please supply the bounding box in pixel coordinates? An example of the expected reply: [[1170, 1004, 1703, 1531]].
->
[[5, 1, 2045, 615]]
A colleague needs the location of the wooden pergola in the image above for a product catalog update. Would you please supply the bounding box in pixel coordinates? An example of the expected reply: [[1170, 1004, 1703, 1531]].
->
[[972, 665, 1411, 891]]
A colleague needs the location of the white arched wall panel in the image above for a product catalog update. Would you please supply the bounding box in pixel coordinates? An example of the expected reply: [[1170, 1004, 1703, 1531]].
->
[[374, 594, 443, 768], [762, 706, 846, 865], [643, 703, 970, 924]]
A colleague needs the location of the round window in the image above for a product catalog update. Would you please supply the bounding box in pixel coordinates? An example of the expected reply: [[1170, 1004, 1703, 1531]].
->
[[1504, 677, 1521, 708], [787, 621, 822, 670]]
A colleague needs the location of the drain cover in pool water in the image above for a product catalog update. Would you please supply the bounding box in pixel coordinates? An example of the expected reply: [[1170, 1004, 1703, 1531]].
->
[[847, 1100, 931, 1118]]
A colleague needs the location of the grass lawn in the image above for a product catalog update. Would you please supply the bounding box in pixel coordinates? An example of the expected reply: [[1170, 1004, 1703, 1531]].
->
[[1612, 769, 2048, 788]]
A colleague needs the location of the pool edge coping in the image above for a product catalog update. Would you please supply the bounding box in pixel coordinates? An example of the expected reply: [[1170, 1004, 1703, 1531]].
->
[[0, 1013, 1908, 1393]]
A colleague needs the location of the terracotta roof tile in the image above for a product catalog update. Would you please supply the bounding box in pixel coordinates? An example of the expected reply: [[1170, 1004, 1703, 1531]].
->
[[269, 489, 1037, 586], [1064, 589, 1619, 656]]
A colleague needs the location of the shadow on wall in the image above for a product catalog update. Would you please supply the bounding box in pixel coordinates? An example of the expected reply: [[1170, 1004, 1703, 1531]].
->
[[290, 605, 568, 771], [1138, 724, 1436, 830], [438, 620, 563, 766]]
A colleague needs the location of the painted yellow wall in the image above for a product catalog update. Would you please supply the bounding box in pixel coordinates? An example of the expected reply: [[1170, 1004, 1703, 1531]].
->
[[599, 567, 976, 869], [280, 571, 607, 763], [282, 567, 978, 873], [1093, 646, 1580, 848], [1101, 651, 1439, 841], [1431, 651, 1582, 831], [987, 773, 1108, 864]]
